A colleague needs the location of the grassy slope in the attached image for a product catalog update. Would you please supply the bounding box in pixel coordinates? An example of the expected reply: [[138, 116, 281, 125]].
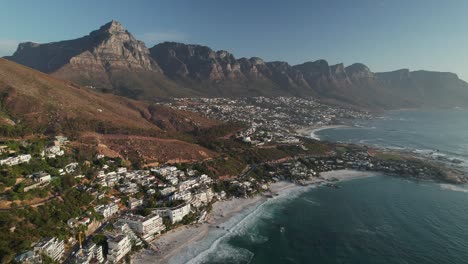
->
[[0, 58, 220, 163]]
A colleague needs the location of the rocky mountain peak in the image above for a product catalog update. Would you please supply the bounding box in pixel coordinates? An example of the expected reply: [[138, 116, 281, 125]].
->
[[376, 69, 411, 81], [345, 63, 374, 79], [329, 63, 348, 79], [216, 50, 231, 59], [16, 42, 39, 51], [294, 60, 330, 74], [6, 20, 162, 95], [99, 20, 127, 34], [6, 20, 468, 108], [249, 57, 265, 65]]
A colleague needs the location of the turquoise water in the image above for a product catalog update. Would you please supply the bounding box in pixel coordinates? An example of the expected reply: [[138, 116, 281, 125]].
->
[[203, 176, 468, 264], [316, 109, 468, 170], [182, 109, 468, 264]]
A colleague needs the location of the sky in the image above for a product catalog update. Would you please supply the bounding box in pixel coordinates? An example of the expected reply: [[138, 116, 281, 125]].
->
[[1, 0, 468, 79]]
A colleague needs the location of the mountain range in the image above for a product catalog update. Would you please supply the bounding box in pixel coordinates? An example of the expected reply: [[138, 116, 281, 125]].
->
[[5, 20, 468, 109]]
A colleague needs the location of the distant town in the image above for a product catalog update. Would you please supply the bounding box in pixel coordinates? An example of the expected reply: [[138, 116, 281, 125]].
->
[[161, 97, 372, 145]]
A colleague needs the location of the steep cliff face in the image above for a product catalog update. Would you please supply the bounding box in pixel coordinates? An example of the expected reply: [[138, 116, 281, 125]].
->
[[67, 20, 158, 73], [237, 57, 270, 80], [149, 42, 246, 82], [376, 70, 468, 107], [10, 21, 158, 74], [6, 21, 468, 109], [6, 21, 192, 99]]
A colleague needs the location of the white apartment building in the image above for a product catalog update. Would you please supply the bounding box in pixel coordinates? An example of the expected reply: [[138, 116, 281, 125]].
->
[[95, 202, 119, 219], [107, 235, 131, 264], [127, 198, 143, 209], [159, 186, 176, 196], [169, 191, 192, 201], [97, 170, 106, 178], [153, 203, 191, 224], [117, 167, 127, 174], [73, 243, 104, 264], [178, 179, 198, 192], [199, 174, 213, 184], [33, 237, 64, 262], [117, 214, 165, 241], [41, 146, 64, 158], [0, 154, 31, 166], [191, 189, 214, 208]]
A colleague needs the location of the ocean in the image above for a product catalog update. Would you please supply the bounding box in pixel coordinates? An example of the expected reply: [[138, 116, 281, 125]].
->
[[173, 109, 468, 264]]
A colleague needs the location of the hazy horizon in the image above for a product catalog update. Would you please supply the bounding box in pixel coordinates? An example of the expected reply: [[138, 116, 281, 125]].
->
[[2, 0, 468, 80]]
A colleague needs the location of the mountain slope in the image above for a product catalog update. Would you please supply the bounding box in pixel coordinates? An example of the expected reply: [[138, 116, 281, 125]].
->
[[150, 41, 468, 108], [6, 20, 468, 109], [375, 69, 468, 107], [5, 20, 196, 99], [0, 58, 218, 163]]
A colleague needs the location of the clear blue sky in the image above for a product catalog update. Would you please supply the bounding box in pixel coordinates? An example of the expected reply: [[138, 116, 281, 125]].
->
[[1, 0, 468, 80]]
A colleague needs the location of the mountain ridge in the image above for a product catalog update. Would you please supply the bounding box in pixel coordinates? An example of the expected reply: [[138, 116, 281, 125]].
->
[[5, 20, 468, 109]]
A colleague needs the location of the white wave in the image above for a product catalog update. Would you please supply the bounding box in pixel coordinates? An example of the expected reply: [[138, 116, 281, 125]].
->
[[174, 185, 313, 264], [302, 197, 321, 206], [246, 233, 269, 244], [309, 131, 321, 141], [413, 148, 436, 155], [385, 146, 407, 151], [440, 184, 468, 193], [199, 242, 255, 264]]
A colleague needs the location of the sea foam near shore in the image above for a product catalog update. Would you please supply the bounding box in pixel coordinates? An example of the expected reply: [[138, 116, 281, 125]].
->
[[135, 171, 377, 264], [180, 183, 311, 264], [297, 125, 349, 141]]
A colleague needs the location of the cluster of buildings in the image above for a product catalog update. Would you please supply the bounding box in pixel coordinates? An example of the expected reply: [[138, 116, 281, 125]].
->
[[10, 138, 249, 263], [66, 165, 218, 263], [15, 237, 65, 263], [72, 242, 104, 264], [153, 167, 215, 206], [96, 167, 152, 191], [161, 97, 372, 144], [104, 216, 155, 263], [41, 145, 65, 159]]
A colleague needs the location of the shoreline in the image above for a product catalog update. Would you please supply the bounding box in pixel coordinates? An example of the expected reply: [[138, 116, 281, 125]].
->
[[296, 124, 350, 140], [133, 171, 376, 264]]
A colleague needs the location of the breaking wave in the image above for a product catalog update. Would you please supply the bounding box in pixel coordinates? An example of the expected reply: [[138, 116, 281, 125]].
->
[[168, 185, 313, 264], [439, 184, 468, 193]]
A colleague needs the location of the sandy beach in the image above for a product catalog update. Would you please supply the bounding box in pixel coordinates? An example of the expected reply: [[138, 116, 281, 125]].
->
[[320, 169, 379, 181], [296, 125, 350, 140], [133, 181, 297, 264], [133, 172, 375, 263]]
